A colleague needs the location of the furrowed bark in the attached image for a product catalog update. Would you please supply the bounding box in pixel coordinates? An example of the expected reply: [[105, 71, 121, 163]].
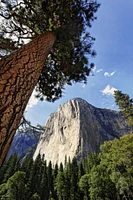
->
[[0, 31, 56, 167]]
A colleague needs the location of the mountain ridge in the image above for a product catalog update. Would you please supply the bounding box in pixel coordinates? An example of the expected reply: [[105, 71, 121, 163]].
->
[[7, 130, 40, 159], [33, 98, 129, 165]]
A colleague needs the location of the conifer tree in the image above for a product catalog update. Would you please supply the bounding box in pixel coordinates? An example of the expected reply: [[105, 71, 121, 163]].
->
[[31, 193, 41, 200], [79, 174, 90, 200], [47, 161, 54, 198], [28, 154, 43, 196], [53, 163, 58, 181], [70, 157, 79, 199], [78, 162, 85, 180], [0, 0, 100, 166], [3, 154, 20, 183], [21, 156, 34, 179], [39, 160, 49, 200], [100, 133, 133, 199], [0, 171, 28, 200], [114, 90, 133, 127], [63, 158, 72, 199], [89, 165, 117, 200]]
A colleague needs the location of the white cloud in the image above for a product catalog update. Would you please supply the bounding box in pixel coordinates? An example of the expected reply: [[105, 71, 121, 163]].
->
[[101, 85, 117, 96], [91, 65, 96, 73], [96, 68, 103, 73], [91, 67, 103, 75], [92, 65, 96, 71], [104, 71, 116, 77], [26, 90, 39, 109], [81, 83, 86, 88]]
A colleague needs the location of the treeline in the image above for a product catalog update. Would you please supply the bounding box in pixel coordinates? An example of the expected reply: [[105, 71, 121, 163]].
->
[[0, 133, 133, 200]]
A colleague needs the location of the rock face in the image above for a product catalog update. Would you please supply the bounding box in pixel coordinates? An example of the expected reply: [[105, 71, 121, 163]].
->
[[7, 130, 40, 159], [33, 98, 129, 165]]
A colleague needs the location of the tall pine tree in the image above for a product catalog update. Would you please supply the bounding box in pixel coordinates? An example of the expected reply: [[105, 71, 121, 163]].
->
[[0, 0, 100, 166]]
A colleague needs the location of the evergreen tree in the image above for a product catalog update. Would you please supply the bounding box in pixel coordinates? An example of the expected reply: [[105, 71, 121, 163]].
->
[[63, 157, 72, 199], [100, 133, 133, 199], [0, 158, 8, 184], [86, 153, 99, 174], [78, 162, 85, 180], [0, 0, 100, 166], [53, 163, 58, 181], [70, 157, 80, 200], [2, 141, 133, 199], [114, 90, 133, 127], [81, 153, 99, 176], [21, 156, 34, 177], [52, 163, 58, 200], [59, 162, 64, 172], [31, 193, 41, 200], [0, 183, 7, 199], [3, 154, 20, 183], [47, 161, 54, 199], [28, 154, 43, 196], [89, 165, 116, 200], [0, 171, 28, 200], [79, 174, 90, 200], [39, 160, 49, 200], [54, 171, 68, 200], [78, 162, 85, 200]]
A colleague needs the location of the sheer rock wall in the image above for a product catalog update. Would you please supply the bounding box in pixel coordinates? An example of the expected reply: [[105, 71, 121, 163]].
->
[[33, 98, 129, 165]]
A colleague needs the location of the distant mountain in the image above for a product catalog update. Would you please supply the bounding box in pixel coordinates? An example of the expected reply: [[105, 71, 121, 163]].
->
[[33, 98, 129, 165], [7, 129, 40, 159]]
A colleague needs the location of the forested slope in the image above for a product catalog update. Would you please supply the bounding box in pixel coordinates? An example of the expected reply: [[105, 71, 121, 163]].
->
[[0, 133, 133, 200]]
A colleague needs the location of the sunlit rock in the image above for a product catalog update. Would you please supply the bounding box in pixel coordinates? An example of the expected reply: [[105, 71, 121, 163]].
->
[[33, 98, 129, 165]]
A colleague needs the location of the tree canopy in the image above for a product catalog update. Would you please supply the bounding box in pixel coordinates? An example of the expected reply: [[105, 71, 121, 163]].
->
[[0, 0, 100, 101], [1, 135, 133, 200], [99, 133, 133, 199], [114, 90, 133, 127]]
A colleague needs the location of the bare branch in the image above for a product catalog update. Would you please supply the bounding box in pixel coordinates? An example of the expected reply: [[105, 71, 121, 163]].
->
[[19, 116, 47, 132]]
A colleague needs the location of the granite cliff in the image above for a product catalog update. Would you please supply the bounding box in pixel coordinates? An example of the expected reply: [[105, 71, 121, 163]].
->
[[33, 98, 129, 165]]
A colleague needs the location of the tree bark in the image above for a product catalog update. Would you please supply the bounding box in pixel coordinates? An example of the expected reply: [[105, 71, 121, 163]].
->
[[0, 31, 56, 167]]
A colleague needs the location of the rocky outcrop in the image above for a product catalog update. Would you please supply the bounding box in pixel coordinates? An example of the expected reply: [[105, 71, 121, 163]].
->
[[7, 130, 40, 159], [33, 98, 129, 165]]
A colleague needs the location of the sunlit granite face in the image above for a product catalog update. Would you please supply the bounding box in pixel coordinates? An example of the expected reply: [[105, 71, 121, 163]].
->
[[33, 98, 129, 166]]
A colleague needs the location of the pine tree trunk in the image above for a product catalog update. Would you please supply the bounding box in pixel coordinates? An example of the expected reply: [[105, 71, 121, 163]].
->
[[0, 31, 56, 167]]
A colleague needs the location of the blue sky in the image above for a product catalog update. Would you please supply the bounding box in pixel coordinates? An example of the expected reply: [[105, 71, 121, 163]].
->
[[25, 0, 133, 126]]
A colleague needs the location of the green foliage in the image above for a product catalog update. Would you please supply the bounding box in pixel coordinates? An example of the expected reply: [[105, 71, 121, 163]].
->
[[100, 133, 133, 199], [114, 90, 133, 127], [54, 171, 67, 200], [0, 183, 7, 198], [31, 193, 41, 200], [0, 0, 100, 102], [1, 134, 133, 200], [89, 165, 116, 200], [0, 171, 28, 200], [3, 153, 20, 183], [70, 157, 79, 200], [79, 174, 90, 199], [47, 161, 54, 197], [28, 154, 44, 195]]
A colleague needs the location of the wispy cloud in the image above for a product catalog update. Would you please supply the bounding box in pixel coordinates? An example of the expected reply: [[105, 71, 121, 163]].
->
[[96, 68, 103, 73], [91, 66, 103, 75], [26, 90, 39, 109], [101, 84, 117, 96], [90, 65, 96, 75], [104, 71, 116, 77], [82, 83, 86, 88], [90, 66, 103, 75]]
